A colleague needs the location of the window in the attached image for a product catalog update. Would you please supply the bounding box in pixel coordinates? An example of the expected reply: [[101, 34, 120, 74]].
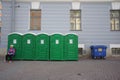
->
[[110, 10, 120, 31], [70, 10, 81, 31], [30, 9, 41, 30], [78, 48, 83, 55], [112, 48, 120, 55]]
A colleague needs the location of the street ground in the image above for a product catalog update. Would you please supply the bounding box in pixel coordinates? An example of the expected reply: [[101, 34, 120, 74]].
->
[[0, 55, 120, 80]]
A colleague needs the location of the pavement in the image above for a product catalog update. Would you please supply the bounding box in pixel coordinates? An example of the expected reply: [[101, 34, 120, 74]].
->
[[0, 56, 120, 80]]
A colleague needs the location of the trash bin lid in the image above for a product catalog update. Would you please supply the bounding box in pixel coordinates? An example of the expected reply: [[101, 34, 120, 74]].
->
[[90, 45, 107, 49]]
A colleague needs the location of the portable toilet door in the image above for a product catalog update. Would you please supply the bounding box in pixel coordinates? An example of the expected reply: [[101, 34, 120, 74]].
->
[[36, 34, 49, 60], [8, 33, 22, 60], [50, 34, 64, 60], [22, 33, 36, 60], [64, 34, 78, 60]]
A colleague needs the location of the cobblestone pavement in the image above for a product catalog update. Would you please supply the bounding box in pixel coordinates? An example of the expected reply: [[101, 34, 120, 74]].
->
[[0, 56, 120, 80]]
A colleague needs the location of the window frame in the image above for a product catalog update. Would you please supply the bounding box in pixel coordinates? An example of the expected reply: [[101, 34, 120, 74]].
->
[[112, 48, 120, 55], [110, 10, 120, 31], [30, 9, 41, 30], [70, 9, 81, 31]]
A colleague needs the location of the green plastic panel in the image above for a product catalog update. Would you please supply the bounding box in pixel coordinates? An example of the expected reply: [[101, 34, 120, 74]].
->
[[64, 34, 78, 60], [22, 33, 36, 60], [8, 33, 22, 60], [50, 34, 64, 60], [36, 34, 49, 60]]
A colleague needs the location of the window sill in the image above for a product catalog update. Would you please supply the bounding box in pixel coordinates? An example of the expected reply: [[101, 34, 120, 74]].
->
[[70, 30, 82, 31], [29, 29, 41, 31], [110, 30, 120, 31]]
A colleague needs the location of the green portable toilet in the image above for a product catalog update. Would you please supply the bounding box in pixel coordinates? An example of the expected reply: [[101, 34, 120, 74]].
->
[[50, 34, 64, 60], [8, 32, 22, 60], [36, 33, 49, 60], [64, 34, 78, 60], [22, 33, 36, 60]]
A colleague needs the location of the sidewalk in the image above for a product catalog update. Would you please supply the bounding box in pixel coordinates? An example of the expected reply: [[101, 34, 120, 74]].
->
[[0, 55, 120, 80]]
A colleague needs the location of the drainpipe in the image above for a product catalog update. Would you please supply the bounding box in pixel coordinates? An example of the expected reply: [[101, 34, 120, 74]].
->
[[11, 0, 15, 32]]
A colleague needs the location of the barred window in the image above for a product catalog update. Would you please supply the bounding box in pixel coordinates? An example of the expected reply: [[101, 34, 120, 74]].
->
[[78, 48, 83, 55], [112, 48, 120, 55]]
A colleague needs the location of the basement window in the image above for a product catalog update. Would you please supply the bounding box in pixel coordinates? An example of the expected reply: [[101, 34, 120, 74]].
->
[[30, 9, 41, 30], [112, 48, 120, 55], [78, 48, 83, 55], [78, 44, 84, 55]]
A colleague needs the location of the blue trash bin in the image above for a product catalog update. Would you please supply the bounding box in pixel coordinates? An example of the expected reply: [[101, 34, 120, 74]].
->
[[90, 45, 107, 59]]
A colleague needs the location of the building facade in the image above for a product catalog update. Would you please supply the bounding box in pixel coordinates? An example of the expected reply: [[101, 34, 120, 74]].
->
[[1, 0, 120, 56]]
